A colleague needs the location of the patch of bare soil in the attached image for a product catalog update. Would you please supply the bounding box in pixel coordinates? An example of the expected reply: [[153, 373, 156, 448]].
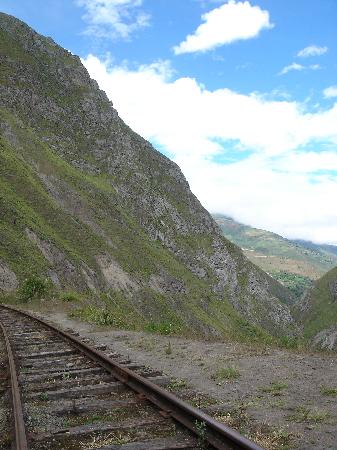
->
[[26, 309, 337, 450]]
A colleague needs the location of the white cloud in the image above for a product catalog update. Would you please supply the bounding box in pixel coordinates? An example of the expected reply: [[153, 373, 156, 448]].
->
[[76, 0, 150, 39], [275, 151, 337, 174], [324, 86, 337, 98], [173, 1, 273, 55], [279, 62, 321, 76], [297, 45, 328, 58], [279, 62, 304, 75], [83, 55, 337, 244]]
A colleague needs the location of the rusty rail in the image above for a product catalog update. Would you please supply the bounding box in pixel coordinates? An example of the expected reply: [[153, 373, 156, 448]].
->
[[0, 320, 28, 450], [0, 304, 264, 450]]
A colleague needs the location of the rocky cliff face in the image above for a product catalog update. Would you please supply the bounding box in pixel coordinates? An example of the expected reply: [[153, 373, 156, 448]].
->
[[0, 13, 295, 339], [295, 266, 337, 350]]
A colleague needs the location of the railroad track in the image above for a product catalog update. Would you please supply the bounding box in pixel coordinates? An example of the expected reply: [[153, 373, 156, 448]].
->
[[0, 304, 263, 450]]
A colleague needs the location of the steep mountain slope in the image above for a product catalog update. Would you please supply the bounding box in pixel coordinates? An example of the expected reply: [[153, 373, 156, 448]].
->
[[0, 13, 295, 339], [214, 215, 337, 299], [295, 266, 337, 350]]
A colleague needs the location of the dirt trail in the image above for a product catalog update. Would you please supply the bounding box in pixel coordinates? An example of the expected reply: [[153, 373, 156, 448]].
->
[[27, 309, 337, 450]]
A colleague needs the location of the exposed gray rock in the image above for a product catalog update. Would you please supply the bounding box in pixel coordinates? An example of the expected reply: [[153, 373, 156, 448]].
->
[[328, 280, 337, 301], [312, 327, 337, 351], [25, 228, 85, 290], [95, 253, 139, 292], [0, 260, 18, 292], [149, 272, 186, 295]]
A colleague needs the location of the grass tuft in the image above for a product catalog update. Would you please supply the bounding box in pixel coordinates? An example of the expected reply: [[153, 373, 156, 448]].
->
[[320, 386, 337, 397], [211, 366, 240, 382], [262, 381, 288, 396], [287, 405, 330, 423]]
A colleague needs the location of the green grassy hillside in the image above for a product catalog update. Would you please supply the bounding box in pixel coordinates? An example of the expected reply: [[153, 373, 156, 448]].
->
[[214, 215, 337, 299], [0, 13, 296, 342], [294, 266, 337, 350]]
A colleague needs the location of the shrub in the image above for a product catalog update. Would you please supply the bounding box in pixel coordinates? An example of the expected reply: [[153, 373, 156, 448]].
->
[[279, 335, 301, 349], [144, 321, 180, 335], [19, 275, 49, 302], [60, 291, 80, 302], [70, 306, 124, 327]]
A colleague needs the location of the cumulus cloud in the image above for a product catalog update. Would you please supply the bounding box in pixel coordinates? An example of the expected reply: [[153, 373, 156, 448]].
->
[[173, 1, 273, 55], [76, 0, 150, 39], [83, 55, 337, 244], [297, 45, 328, 58], [324, 86, 337, 98]]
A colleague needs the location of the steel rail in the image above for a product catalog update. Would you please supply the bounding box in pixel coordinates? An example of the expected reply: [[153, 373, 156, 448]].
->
[[0, 304, 264, 450], [0, 319, 29, 450]]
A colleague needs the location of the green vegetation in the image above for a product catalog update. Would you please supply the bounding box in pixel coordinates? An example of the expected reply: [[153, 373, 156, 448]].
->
[[195, 420, 207, 449], [297, 266, 337, 341], [70, 304, 138, 329], [19, 275, 50, 302], [278, 335, 303, 349], [287, 406, 330, 423], [215, 408, 294, 449], [59, 291, 81, 302], [320, 386, 337, 397], [211, 366, 240, 382], [144, 321, 181, 335], [271, 272, 312, 298], [167, 378, 189, 391], [262, 381, 288, 396]]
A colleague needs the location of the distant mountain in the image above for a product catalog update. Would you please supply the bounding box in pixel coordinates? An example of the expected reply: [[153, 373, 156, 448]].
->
[[213, 214, 337, 299], [293, 239, 337, 257], [295, 265, 337, 351]]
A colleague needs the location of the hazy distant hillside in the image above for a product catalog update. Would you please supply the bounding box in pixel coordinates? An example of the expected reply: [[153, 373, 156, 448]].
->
[[293, 239, 337, 257], [214, 214, 337, 299]]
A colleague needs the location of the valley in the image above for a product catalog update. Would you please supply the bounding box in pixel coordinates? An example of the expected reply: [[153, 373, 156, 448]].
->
[[214, 215, 337, 299]]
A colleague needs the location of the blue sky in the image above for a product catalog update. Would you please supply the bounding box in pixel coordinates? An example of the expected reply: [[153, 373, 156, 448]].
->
[[1, 0, 337, 244]]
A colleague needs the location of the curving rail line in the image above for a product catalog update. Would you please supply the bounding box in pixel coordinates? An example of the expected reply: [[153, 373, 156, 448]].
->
[[0, 320, 28, 450], [0, 304, 264, 450]]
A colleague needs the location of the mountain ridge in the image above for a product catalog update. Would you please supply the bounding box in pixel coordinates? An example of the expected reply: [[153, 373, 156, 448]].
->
[[0, 12, 295, 341]]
